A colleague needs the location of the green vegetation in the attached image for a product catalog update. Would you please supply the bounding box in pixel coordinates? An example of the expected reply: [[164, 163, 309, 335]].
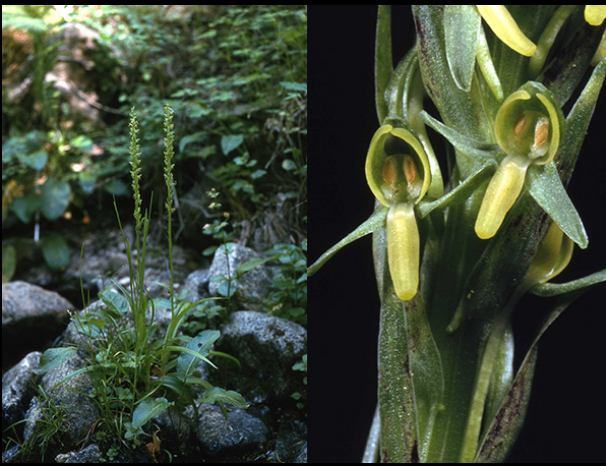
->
[[3, 5, 306, 461]]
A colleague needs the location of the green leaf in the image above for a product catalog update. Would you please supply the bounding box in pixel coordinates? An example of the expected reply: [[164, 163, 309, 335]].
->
[[177, 330, 221, 379], [41, 233, 70, 270], [132, 398, 173, 430], [70, 135, 94, 153], [531, 268, 606, 297], [104, 179, 130, 196], [40, 177, 71, 220], [307, 205, 388, 276], [179, 131, 206, 153], [79, 171, 97, 194], [280, 82, 307, 93], [9, 194, 40, 223], [444, 5, 481, 93], [417, 160, 497, 218], [17, 150, 48, 171], [528, 162, 588, 249], [476, 289, 587, 462], [221, 134, 244, 155], [558, 57, 606, 185], [420, 111, 501, 159], [2, 244, 16, 284], [38, 347, 77, 375], [199, 386, 249, 408], [99, 289, 130, 316], [375, 5, 392, 123], [282, 159, 297, 171]]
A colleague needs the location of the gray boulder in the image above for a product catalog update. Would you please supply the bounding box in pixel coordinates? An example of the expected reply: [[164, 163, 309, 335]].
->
[[208, 244, 272, 312], [210, 311, 307, 403]]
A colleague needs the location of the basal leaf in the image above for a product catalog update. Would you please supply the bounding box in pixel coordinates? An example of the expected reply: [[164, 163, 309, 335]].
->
[[38, 347, 77, 375], [177, 330, 221, 379], [99, 289, 130, 316], [199, 386, 249, 408], [132, 397, 173, 430]]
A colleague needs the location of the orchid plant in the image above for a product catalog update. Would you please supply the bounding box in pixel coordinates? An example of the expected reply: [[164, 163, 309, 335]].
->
[[35, 105, 247, 454], [310, 5, 605, 463]]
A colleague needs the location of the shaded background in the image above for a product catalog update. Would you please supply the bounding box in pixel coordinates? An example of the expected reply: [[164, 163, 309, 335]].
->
[[309, 5, 605, 463]]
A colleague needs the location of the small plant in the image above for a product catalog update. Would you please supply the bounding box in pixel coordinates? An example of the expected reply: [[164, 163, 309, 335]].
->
[[291, 354, 307, 413], [35, 105, 247, 457]]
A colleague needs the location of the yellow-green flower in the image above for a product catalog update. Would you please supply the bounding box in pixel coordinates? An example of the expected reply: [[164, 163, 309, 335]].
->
[[476, 5, 537, 57], [525, 222, 573, 288], [475, 81, 562, 240], [585, 5, 606, 26], [477, 5, 606, 58], [366, 124, 431, 300]]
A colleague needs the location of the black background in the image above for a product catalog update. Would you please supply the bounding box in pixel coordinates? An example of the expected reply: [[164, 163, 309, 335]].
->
[[309, 5, 605, 464]]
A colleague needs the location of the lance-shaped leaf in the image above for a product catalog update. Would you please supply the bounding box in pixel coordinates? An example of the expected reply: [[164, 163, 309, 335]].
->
[[362, 406, 381, 463], [177, 330, 221, 378], [558, 58, 606, 185], [38, 347, 77, 375], [476, 26, 504, 101], [307, 205, 388, 277], [528, 162, 588, 249], [476, 289, 588, 462], [444, 5, 481, 93], [417, 159, 497, 219], [531, 268, 606, 297], [375, 5, 392, 123], [420, 111, 501, 160], [132, 397, 173, 430], [374, 226, 419, 462]]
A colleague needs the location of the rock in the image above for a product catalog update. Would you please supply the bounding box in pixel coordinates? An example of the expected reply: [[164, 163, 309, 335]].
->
[[2, 352, 41, 432], [274, 413, 307, 463], [184, 268, 211, 303], [194, 403, 269, 462], [2, 281, 74, 332], [210, 311, 307, 403], [55, 444, 103, 463], [23, 353, 99, 450], [2, 281, 74, 370], [208, 244, 272, 312]]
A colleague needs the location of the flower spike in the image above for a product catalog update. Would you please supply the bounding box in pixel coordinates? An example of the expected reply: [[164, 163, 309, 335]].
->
[[476, 5, 537, 57]]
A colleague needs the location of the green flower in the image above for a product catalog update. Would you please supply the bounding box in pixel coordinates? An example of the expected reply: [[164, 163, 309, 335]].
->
[[475, 81, 562, 239], [365, 124, 431, 300], [476, 5, 537, 56], [585, 5, 606, 26]]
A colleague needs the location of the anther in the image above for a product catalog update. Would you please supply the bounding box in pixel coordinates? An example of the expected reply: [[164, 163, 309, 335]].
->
[[382, 156, 397, 187], [403, 155, 418, 187], [534, 117, 549, 148], [513, 113, 529, 138]]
